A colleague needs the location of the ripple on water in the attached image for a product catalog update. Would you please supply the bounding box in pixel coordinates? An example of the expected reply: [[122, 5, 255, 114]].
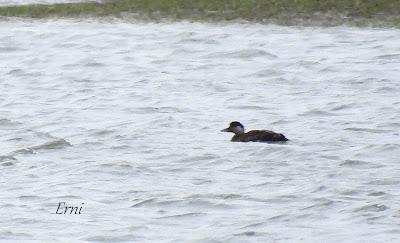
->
[[374, 54, 400, 60], [0, 155, 17, 166], [12, 138, 71, 155], [298, 109, 338, 117], [227, 105, 268, 110], [301, 198, 336, 211], [327, 103, 356, 111], [175, 37, 219, 45], [156, 212, 206, 219], [0, 46, 25, 52], [202, 49, 277, 59], [84, 235, 141, 242], [131, 196, 234, 210], [247, 68, 284, 78], [0, 231, 32, 240], [339, 159, 373, 168], [344, 127, 392, 134], [354, 204, 389, 213], [366, 179, 400, 186], [367, 191, 388, 197]]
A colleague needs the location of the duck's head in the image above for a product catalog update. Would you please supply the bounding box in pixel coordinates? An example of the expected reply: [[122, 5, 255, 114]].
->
[[221, 121, 245, 134]]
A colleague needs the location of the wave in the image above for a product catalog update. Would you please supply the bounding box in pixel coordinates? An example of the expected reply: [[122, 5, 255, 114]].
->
[[344, 127, 392, 134], [0, 155, 17, 166], [298, 109, 338, 117], [203, 49, 277, 60], [353, 203, 389, 212], [12, 138, 72, 155]]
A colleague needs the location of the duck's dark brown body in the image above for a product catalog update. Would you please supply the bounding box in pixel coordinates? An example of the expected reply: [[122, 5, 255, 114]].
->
[[231, 130, 288, 142]]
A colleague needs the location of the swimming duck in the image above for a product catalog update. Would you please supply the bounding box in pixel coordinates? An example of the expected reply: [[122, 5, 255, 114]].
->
[[221, 121, 288, 142]]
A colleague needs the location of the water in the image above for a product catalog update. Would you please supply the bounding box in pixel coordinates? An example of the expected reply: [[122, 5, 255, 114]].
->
[[1, 18, 399, 242]]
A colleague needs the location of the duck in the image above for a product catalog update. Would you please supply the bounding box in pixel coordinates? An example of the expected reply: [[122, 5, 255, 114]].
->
[[221, 121, 288, 142]]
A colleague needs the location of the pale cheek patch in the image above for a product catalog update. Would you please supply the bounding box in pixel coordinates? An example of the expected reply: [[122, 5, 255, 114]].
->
[[233, 126, 244, 134]]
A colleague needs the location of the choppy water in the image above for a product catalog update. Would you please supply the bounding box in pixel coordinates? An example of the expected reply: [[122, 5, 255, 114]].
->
[[1, 18, 400, 242]]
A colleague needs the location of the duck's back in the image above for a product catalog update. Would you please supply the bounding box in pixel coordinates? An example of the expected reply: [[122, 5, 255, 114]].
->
[[232, 130, 288, 142]]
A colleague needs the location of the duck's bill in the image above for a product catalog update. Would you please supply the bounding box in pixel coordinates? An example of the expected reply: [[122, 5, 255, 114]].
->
[[221, 128, 230, 132]]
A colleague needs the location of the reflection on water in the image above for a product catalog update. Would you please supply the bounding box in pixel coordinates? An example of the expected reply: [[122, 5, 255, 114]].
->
[[0, 19, 399, 242]]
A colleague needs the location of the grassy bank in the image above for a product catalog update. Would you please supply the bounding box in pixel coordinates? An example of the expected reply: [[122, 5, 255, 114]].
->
[[0, 0, 399, 27]]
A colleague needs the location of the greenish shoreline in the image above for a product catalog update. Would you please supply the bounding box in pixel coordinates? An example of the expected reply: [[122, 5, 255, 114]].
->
[[0, 0, 399, 27]]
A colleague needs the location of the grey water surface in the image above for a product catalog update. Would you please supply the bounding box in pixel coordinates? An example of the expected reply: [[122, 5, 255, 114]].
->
[[0, 19, 399, 242]]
